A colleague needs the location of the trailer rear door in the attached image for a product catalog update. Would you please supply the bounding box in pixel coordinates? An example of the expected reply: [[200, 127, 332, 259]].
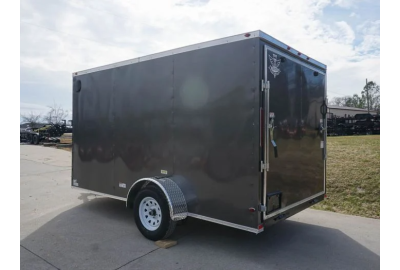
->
[[262, 45, 327, 219]]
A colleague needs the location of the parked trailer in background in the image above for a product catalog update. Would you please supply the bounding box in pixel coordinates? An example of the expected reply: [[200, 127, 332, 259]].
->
[[71, 30, 328, 240], [327, 113, 380, 136], [20, 120, 72, 144]]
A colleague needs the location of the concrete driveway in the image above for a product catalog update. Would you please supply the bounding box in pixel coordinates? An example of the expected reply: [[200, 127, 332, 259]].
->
[[20, 145, 380, 270]]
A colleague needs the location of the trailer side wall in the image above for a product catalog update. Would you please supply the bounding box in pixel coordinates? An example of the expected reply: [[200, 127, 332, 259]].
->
[[72, 38, 261, 228]]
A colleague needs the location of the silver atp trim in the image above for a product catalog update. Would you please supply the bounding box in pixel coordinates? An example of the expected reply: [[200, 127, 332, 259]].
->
[[71, 186, 127, 201]]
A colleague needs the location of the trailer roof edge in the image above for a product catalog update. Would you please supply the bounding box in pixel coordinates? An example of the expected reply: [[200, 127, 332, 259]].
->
[[258, 31, 327, 70], [73, 30, 326, 76]]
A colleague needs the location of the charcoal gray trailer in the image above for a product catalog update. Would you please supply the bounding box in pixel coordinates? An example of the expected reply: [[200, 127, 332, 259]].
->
[[72, 30, 327, 240]]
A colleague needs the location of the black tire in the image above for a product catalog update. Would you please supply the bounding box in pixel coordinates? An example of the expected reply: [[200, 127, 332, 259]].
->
[[33, 135, 40, 145], [28, 135, 34, 144], [133, 186, 176, 241], [177, 218, 188, 226]]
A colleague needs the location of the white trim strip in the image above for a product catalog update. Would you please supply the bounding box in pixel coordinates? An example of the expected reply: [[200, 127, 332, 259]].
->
[[72, 184, 261, 233], [73, 30, 326, 76], [264, 191, 325, 219], [73, 31, 259, 76], [187, 213, 263, 234], [71, 186, 127, 201]]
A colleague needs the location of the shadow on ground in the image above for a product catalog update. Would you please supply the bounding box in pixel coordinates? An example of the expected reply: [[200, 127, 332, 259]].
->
[[21, 195, 380, 270]]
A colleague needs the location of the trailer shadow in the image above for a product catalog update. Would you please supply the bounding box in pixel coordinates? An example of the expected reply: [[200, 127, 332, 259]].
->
[[177, 217, 380, 270], [21, 196, 379, 270]]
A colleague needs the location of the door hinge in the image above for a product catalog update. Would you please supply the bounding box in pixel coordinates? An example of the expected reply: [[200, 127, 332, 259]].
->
[[258, 204, 267, 212], [261, 80, 270, 91], [260, 161, 266, 172], [261, 160, 269, 172]]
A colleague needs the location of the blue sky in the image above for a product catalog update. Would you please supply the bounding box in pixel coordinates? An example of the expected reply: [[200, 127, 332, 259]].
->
[[20, 0, 380, 120]]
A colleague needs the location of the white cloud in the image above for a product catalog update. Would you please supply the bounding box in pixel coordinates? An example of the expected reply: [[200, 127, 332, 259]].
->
[[356, 20, 380, 56], [350, 12, 359, 18], [335, 21, 355, 44], [20, 102, 49, 116], [357, 20, 380, 35], [333, 0, 361, 9], [20, 0, 380, 109]]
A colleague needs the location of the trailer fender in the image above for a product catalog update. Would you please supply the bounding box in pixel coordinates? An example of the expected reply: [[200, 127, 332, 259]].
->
[[126, 177, 188, 221]]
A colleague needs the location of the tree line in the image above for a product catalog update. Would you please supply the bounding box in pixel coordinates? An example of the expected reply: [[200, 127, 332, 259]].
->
[[329, 81, 380, 113], [21, 102, 70, 127]]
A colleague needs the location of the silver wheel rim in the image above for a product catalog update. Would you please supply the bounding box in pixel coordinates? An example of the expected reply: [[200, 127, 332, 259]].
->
[[139, 197, 162, 231]]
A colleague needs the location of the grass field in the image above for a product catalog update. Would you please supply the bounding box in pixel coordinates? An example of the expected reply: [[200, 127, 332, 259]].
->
[[312, 135, 380, 219]]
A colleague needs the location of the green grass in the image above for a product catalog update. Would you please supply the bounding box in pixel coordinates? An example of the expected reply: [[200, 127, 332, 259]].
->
[[312, 135, 380, 218]]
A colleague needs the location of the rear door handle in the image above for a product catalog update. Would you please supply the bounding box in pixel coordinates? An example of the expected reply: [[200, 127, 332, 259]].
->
[[269, 117, 278, 158], [271, 138, 278, 158]]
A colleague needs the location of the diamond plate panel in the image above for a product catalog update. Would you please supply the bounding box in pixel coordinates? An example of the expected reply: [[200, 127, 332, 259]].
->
[[151, 177, 188, 221]]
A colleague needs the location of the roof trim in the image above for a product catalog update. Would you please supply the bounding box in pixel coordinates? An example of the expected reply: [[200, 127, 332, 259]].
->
[[73, 30, 327, 76]]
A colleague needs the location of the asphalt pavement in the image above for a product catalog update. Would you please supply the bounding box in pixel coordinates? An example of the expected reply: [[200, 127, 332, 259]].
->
[[20, 145, 380, 270]]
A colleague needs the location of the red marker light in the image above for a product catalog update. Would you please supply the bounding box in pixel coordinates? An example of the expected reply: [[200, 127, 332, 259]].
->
[[244, 33, 251, 37], [249, 208, 256, 213], [324, 194, 327, 198], [258, 224, 264, 230]]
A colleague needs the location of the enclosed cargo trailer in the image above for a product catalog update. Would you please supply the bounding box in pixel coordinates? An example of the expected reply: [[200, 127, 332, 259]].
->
[[72, 30, 327, 240]]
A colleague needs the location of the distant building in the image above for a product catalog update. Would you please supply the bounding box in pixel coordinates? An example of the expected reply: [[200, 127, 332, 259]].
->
[[327, 105, 378, 118]]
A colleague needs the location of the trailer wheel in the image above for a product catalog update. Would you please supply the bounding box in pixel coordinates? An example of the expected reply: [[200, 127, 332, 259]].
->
[[28, 135, 34, 144], [33, 135, 40, 145], [133, 186, 176, 241]]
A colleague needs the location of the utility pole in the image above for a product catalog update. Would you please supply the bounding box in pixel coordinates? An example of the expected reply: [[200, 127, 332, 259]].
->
[[366, 78, 370, 113]]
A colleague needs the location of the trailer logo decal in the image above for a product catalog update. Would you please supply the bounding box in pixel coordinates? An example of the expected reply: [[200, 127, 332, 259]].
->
[[268, 54, 281, 78]]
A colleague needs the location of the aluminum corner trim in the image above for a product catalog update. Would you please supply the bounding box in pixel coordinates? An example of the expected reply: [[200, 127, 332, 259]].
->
[[71, 186, 127, 201], [187, 213, 263, 234]]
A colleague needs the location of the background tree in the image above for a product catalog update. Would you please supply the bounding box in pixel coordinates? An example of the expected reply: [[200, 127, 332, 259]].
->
[[362, 81, 380, 112], [21, 111, 42, 127], [329, 97, 346, 106], [44, 102, 69, 124], [329, 81, 380, 113]]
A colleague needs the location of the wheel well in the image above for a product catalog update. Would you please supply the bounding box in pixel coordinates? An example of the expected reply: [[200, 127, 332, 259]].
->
[[126, 181, 157, 209], [126, 177, 188, 221]]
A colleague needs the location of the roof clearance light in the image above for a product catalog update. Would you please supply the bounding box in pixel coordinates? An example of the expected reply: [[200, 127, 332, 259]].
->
[[287, 46, 291, 50], [306, 57, 310, 60], [244, 33, 251, 37], [298, 52, 301, 56]]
